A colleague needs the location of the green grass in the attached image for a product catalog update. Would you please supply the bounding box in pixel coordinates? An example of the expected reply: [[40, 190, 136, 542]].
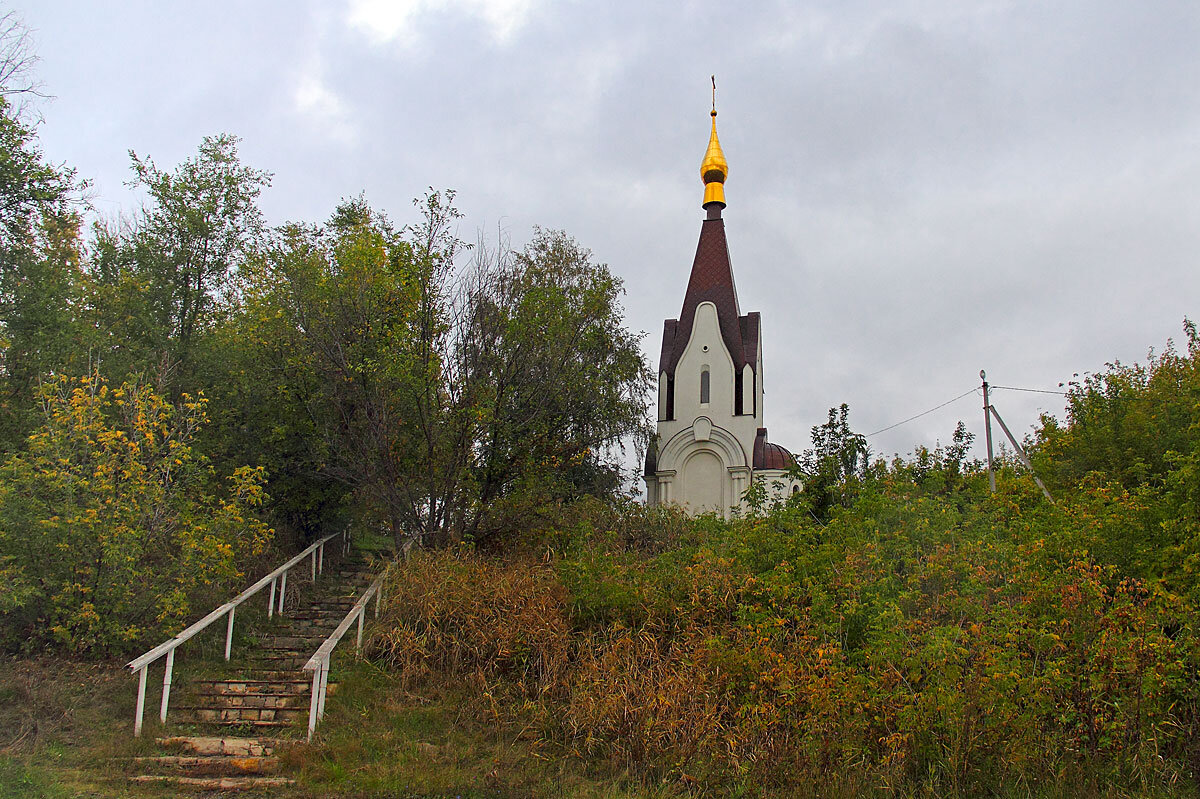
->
[[0, 755, 77, 799]]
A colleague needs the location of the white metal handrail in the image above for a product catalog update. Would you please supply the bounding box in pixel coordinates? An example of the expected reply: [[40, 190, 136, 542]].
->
[[302, 570, 386, 740], [126, 528, 350, 736]]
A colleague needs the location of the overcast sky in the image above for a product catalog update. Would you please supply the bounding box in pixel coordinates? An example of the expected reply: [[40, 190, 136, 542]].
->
[[12, 0, 1200, 471]]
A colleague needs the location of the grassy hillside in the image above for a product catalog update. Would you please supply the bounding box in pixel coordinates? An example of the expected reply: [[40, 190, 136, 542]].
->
[[366, 480, 1200, 797], [4, 324, 1198, 797]]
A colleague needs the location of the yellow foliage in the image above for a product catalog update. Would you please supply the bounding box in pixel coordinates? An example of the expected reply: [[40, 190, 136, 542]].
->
[[0, 372, 273, 654]]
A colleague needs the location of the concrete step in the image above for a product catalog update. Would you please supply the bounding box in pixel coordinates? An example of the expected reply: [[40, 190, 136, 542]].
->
[[257, 641, 327, 653], [278, 614, 349, 625], [247, 656, 316, 669], [258, 644, 321, 654], [129, 754, 279, 775], [192, 679, 333, 696], [224, 669, 309, 682], [246, 652, 321, 667], [171, 717, 298, 732], [156, 736, 282, 756], [182, 692, 310, 710], [174, 705, 308, 724], [253, 655, 314, 666], [129, 774, 294, 791]]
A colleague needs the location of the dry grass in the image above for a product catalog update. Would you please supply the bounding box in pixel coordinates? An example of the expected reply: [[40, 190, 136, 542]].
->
[[0, 656, 149, 797], [286, 659, 689, 798]]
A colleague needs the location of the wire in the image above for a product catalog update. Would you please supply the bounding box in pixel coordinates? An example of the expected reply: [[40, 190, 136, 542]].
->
[[866, 388, 979, 438], [990, 385, 1068, 396]]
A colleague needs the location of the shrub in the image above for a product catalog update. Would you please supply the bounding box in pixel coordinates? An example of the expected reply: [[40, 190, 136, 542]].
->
[[0, 372, 272, 654], [369, 479, 1200, 795]]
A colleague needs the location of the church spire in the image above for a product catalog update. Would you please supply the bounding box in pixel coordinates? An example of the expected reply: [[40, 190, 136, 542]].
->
[[701, 76, 728, 211]]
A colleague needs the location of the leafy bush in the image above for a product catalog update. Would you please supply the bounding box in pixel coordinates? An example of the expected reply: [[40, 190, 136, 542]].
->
[[0, 373, 272, 654], [1034, 319, 1200, 595], [370, 469, 1200, 795]]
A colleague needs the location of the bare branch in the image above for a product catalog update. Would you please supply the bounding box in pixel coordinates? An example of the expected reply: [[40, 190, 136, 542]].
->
[[0, 11, 48, 120]]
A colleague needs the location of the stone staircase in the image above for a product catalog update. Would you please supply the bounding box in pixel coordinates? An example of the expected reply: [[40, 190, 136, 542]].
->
[[125, 550, 378, 792]]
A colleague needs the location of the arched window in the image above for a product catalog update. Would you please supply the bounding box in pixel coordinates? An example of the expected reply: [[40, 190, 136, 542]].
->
[[700, 367, 710, 405]]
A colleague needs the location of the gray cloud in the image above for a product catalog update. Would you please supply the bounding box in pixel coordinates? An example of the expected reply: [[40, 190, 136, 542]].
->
[[14, 0, 1200, 467]]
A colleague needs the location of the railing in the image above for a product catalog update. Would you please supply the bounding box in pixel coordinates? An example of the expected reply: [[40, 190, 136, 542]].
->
[[126, 529, 350, 736], [303, 570, 386, 740]]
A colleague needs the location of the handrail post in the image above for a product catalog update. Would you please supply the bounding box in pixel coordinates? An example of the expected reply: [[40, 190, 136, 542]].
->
[[375, 585, 383, 618], [318, 542, 324, 575], [356, 610, 365, 649], [318, 658, 330, 719], [311, 549, 317, 582], [278, 570, 287, 616], [268, 577, 276, 619], [306, 665, 321, 741], [159, 649, 175, 725], [224, 607, 236, 661], [134, 666, 148, 737]]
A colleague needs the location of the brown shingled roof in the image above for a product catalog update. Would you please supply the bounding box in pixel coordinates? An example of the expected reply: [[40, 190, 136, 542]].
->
[[661, 212, 757, 378]]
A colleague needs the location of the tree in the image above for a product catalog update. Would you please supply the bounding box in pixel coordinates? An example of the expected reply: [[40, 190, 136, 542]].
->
[[240, 194, 651, 550], [0, 94, 83, 448], [798, 404, 871, 521], [1034, 319, 1200, 493], [86, 135, 271, 387], [457, 228, 651, 541], [238, 196, 446, 550], [0, 11, 47, 119], [1030, 319, 1200, 585]]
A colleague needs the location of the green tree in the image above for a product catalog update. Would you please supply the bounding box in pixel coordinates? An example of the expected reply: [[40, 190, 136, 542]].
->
[[86, 134, 271, 387], [1035, 319, 1200, 492], [1031, 319, 1200, 586], [798, 404, 871, 521], [0, 95, 83, 448], [458, 228, 652, 542], [239, 195, 651, 550], [238, 196, 443, 550]]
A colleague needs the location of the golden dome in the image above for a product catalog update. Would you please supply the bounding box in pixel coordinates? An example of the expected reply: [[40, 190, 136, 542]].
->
[[701, 109, 728, 208]]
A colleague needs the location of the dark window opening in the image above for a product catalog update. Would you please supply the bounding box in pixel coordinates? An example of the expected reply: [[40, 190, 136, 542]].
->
[[700, 368, 710, 405], [735, 370, 744, 415], [666, 376, 675, 421]]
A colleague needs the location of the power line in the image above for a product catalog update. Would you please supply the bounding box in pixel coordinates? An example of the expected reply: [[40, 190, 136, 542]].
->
[[866, 388, 979, 438], [990, 385, 1068, 396]]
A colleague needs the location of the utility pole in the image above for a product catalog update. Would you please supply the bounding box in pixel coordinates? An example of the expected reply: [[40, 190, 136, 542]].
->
[[987, 404, 1055, 504], [979, 369, 1054, 504], [981, 369, 996, 493]]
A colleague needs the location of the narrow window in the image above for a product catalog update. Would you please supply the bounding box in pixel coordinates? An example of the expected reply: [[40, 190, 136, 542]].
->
[[734, 370, 744, 415], [666, 376, 675, 420], [700, 368, 710, 405]]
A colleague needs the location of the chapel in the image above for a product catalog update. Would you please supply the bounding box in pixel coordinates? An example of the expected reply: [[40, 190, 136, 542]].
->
[[643, 103, 801, 517]]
